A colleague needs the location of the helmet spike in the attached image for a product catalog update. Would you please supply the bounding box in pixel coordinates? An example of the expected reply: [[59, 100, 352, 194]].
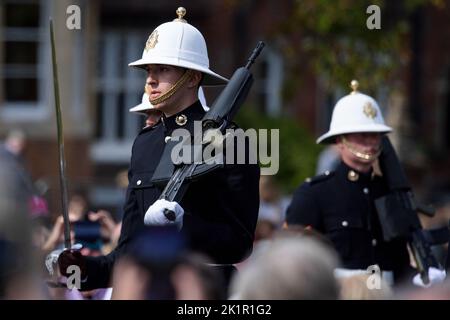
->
[[174, 7, 187, 23], [350, 80, 359, 94]]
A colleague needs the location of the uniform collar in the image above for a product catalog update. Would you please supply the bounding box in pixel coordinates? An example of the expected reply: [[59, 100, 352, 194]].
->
[[161, 100, 205, 134], [138, 121, 161, 134], [337, 161, 373, 184]]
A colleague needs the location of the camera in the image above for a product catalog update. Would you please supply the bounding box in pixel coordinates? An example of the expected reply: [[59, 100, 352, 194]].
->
[[73, 220, 101, 248]]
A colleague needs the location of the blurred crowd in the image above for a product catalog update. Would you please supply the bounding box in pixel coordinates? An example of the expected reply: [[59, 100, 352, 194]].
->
[[0, 129, 448, 300]]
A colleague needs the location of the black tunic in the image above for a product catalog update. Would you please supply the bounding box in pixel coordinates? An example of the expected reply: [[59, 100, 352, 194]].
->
[[84, 101, 260, 289], [286, 161, 411, 282]]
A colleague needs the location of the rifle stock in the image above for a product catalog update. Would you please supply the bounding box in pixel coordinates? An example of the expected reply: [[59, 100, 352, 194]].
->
[[375, 136, 441, 284]]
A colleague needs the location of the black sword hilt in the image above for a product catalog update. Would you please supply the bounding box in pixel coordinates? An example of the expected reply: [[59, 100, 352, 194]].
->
[[164, 208, 176, 222]]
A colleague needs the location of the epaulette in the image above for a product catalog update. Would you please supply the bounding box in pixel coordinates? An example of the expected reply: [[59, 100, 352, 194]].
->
[[304, 170, 335, 185]]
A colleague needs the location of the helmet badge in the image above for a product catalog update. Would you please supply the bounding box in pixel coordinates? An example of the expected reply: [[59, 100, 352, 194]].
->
[[363, 102, 377, 119], [145, 30, 158, 52]]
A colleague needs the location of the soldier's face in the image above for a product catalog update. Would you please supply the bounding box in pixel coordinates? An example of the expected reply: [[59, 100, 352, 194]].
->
[[337, 133, 382, 170], [145, 64, 186, 109]]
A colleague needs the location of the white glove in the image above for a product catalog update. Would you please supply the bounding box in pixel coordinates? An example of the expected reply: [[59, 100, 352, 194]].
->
[[144, 199, 184, 230], [412, 267, 446, 288]]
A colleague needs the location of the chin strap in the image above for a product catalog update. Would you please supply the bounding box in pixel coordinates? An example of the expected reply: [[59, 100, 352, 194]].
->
[[341, 136, 382, 161], [146, 69, 194, 105]]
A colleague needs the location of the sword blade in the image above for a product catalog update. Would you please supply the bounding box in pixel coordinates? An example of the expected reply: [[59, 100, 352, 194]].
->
[[50, 18, 71, 249]]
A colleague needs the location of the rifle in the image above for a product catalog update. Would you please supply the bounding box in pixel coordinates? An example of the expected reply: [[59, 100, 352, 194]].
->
[[151, 41, 265, 220], [375, 136, 442, 284]]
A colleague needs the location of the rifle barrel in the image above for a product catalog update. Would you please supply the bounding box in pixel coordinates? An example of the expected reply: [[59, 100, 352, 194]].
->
[[245, 41, 265, 69]]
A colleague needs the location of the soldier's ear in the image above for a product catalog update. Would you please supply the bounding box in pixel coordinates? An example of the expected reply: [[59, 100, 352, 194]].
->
[[335, 136, 345, 150], [187, 70, 202, 88]]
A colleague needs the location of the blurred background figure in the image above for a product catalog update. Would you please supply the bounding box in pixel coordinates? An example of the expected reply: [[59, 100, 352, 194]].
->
[[1, 129, 26, 162], [42, 191, 120, 299], [0, 129, 49, 218], [256, 176, 289, 241], [42, 191, 119, 256], [241, 176, 290, 271], [316, 145, 340, 174], [0, 149, 44, 299], [229, 235, 340, 299]]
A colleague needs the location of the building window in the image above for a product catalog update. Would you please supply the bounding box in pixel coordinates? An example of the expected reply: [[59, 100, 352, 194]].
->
[[254, 46, 283, 116], [0, 0, 49, 121], [90, 30, 148, 163]]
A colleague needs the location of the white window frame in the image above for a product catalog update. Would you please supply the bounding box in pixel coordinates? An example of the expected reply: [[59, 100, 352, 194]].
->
[[0, 0, 51, 122], [254, 46, 284, 116], [90, 30, 147, 163]]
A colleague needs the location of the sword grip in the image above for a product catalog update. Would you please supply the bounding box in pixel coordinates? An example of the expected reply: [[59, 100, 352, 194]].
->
[[164, 208, 176, 222]]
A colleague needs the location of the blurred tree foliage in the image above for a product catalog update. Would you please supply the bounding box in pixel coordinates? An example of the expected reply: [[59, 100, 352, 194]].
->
[[235, 106, 322, 194], [227, 0, 445, 192], [278, 0, 443, 96]]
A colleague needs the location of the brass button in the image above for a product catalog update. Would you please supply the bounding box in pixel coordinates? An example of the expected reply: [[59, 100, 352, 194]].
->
[[348, 170, 359, 181], [175, 114, 187, 126]]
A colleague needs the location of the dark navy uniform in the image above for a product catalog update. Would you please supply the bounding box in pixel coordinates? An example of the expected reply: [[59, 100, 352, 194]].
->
[[83, 101, 260, 289], [286, 161, 411, 282]]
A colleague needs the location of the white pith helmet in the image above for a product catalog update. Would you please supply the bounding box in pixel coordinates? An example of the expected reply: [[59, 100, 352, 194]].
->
[[128, 7, 228, 86], [316, 80, 393, 144], [129, 86, 210, 114], [129, 92, 154, 114]]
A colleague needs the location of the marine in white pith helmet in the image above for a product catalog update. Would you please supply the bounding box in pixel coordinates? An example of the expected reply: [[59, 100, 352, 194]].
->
[[128, 7, 226, 116], [129, 7, 227, 85], [317, 80, 392, 172], [317, 80, 392, 145]]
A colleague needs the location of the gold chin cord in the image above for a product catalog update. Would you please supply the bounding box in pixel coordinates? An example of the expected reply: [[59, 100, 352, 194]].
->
[[146, 69, 194, 105], [341, 136, 381, 161]]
